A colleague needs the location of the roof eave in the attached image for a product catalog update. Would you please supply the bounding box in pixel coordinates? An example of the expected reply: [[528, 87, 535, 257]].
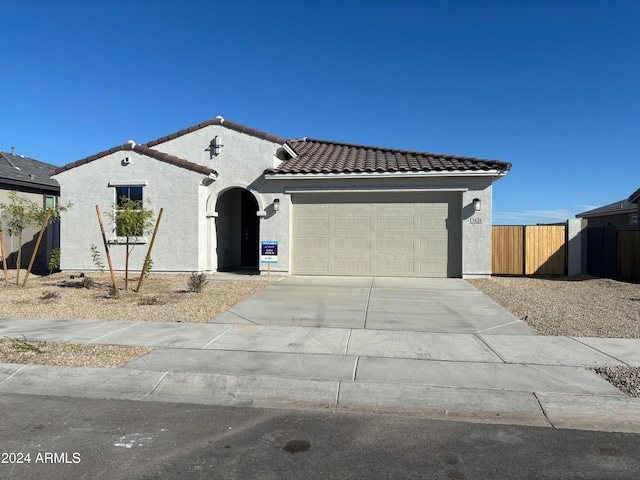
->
[[264, 170, 508, 179]]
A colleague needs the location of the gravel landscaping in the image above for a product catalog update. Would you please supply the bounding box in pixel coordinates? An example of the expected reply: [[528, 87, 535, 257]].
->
[[0, 271, 268, 323], [469, 275, 640, 397], [0, 270, 267, 369]]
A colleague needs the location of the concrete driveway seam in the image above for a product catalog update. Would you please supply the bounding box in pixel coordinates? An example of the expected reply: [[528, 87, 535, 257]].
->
[[201, 326, 234, 349], [473, 319, 526, 335], [362, 276, 374, 329], [569, 336, 631, 367], [88, 321, 142, 344], [473, 334, 508, 363]]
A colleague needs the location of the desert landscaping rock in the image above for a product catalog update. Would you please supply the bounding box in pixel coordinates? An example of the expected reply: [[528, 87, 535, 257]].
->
[[0, 339, 151, 368], [0, 271, 267, 323]]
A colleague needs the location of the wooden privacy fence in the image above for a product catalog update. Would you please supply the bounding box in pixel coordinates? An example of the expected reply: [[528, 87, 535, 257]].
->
[[617, 231, 640, 280], [493, 225, 566, 275]]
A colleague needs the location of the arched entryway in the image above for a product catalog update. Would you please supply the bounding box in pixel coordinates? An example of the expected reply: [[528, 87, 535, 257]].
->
[[215, 188, 259, 272]]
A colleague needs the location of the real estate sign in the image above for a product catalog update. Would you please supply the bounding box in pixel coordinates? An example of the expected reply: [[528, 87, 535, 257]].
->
[[260, 241, 278, 263]]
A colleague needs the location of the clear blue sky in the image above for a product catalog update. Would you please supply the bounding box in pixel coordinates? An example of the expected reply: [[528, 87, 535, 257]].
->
[[2, 0, 638, 225]]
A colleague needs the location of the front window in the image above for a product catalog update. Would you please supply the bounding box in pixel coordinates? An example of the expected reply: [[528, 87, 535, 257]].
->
[[44, 196, 57, 210], [116, 186, 143, 207], [114, 186, 144, 237]]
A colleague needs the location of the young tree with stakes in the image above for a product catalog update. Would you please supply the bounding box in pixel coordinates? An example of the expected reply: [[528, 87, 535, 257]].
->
[[0, 191, 70, 285], [109, 197, 155, 290]]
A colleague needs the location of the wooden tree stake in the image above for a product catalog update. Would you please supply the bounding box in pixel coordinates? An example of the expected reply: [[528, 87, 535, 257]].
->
[[96, 205, 118, 292], [136, 208, 163, 293], [22, 209, 51, 287], [0, 221, 8, 287]]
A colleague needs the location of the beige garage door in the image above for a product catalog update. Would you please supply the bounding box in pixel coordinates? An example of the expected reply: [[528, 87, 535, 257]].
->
[[291, 192, 462, 277]]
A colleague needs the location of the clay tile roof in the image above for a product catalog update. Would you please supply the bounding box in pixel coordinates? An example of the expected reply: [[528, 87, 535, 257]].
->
[[49, 143, 216, 177], [144, 117, 288, 148], [265, 138, 511, 175]]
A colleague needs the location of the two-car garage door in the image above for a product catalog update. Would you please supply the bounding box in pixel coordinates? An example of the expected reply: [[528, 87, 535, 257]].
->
[[291, 192, 462, 277]]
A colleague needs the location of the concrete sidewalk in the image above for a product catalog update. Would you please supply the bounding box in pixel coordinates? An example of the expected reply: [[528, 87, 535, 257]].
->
[[1, 316, 640, 433]]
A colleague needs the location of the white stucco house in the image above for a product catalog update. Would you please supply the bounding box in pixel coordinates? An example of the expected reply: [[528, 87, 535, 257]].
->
[[50, 117, 511, 278]]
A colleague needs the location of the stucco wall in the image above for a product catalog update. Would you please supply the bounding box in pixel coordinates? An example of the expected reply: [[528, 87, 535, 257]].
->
[[151, 124, 288, 274], [54, 151, 206, 273]]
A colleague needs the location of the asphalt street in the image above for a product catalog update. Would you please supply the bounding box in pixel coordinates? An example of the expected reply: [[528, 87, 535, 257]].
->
[[2, 393, 640, 480]]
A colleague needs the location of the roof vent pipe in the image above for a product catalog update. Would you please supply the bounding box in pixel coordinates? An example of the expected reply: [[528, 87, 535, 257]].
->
[[11, 146, 15, 155]]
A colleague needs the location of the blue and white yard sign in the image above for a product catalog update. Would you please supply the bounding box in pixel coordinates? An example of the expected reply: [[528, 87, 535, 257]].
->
[[260, 241, 278, 263]]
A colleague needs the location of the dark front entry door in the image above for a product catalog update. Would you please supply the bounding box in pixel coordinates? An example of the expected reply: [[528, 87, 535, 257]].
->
[[240, 190, 258, 267]]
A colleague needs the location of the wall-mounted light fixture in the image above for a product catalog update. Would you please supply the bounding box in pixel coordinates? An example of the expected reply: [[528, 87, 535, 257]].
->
[[121, 157, 131, 166], [207, 136, 224, 158], [273, 198, 280, 212], [473, 198, 481, 212]]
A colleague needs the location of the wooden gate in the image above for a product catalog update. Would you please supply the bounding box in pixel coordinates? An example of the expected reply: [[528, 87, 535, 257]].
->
[[492, 225, 566, 275], [617, 231, 640, 280]]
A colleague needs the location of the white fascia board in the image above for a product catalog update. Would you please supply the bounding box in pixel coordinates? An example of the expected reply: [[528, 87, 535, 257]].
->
[[265, 170, 506, 180], [282, 143, 298, 158], [285, 186, 469, 194], [108, 180, 148, 187]]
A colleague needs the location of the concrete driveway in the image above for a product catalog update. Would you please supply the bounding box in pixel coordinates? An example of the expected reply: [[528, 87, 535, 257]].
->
[[3, 276, 640, 433], [210, 276, 535, 335]]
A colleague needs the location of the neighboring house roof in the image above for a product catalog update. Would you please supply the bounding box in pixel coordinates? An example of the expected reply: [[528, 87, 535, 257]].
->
[[0, 150, 60, 192], [576, 199, 637, 219], [266, 138, 512, 175], [629, 188, 640, 204], [50, 142, 216, 177]]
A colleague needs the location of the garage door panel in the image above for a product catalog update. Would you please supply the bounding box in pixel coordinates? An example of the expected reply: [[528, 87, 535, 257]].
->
[[376, 217, 414, 231], [292, 193, 461, 277], [419, 259, 448, 277], [333, 258, 370, 274], [295, 217, 329, 231], [294, 258, 329, 273], [376, 259, 415, 274], [293, 237, 329, 251], [334, 237, 371, 251], [376, 237, 414, 252], [333, 217, 371, 231]]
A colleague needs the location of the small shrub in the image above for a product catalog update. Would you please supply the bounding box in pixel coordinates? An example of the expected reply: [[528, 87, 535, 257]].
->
[[48, 248, 61, 275], [144, 257, 153, 278], [90, 244, 105, 272], [108, 284, 119, 298], [187, 273, 208, 293], [39, 291, 60, 301], [81, 277, 95, 289], [138, 295, 163, 306], [6, 335, 43, 353]]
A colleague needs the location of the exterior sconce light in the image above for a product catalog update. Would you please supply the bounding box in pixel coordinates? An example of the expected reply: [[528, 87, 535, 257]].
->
[[473, 198, 481, 212], [273, 198, 280, 212], [207, 136, 224, 158]]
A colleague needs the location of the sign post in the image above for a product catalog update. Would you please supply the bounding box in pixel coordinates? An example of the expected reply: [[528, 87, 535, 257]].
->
[[260, 241, 278, 276]]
